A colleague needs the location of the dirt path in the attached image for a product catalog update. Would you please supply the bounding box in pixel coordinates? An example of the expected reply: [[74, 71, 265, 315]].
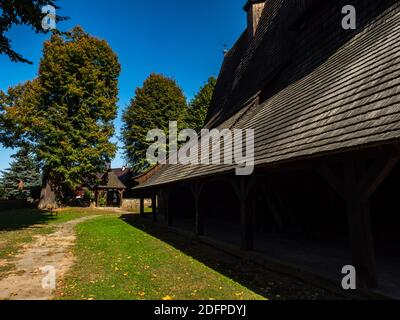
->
[[0, 216, 99, 300]]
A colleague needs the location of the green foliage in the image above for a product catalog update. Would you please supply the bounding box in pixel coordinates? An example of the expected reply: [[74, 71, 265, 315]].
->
[[0, 147, 42, 201], [0, 82, 39, 148], [98, 193, 107, 207], [122, 73, 188, 172], [0, 0, 68, 63], [0, 26, 121, 199], [0, 185, 5, 200], [84, 189, 95, 203], [186, 77, 217, 132]]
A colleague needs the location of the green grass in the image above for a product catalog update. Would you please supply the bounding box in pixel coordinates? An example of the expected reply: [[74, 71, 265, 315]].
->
[[0, 207, 115, 279], [57, 215, 265, 300]]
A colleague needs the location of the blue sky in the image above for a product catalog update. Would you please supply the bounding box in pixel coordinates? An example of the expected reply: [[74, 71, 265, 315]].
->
[[0, 0, 246, 171]]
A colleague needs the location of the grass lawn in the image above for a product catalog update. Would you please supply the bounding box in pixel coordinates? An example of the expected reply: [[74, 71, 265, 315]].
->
[[1, 207, 338, 300], [0, 207, 114, 279], [56, 215, 265, 300]]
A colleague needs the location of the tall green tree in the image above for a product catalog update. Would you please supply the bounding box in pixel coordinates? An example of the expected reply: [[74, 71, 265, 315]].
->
[[186, 77, 217, 132], [0, 26, 121, 208], [0, 147, 42, 201], [122, 73, 188, 173], [0, 0, 67, 63], [0, 186, 5, 200]]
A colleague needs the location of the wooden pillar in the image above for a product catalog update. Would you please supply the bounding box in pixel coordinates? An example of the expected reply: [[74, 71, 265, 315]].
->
[[261, 181, 284, 232], [252, 195, 260, 232], [346, 197, 376, 287], [165, 190, 172, 227], [160, 188, 172, 226], [158, 191, 164, 217], [152, 192, 157, 222], [140, 194, 145, 217], [317, 157, 398, 288], [191, 182, 204, 236], [231, 177, 256, 251], [241, 194, 253, 251]]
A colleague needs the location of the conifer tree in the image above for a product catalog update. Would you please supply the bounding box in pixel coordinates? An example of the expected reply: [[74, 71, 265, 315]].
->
[[0, 147, 41, 201]]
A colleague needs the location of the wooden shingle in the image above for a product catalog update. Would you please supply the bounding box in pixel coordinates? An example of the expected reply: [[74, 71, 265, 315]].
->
[[136, 0, 400, 189]]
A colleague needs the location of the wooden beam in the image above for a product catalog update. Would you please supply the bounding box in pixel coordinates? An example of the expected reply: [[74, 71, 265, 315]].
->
[[260, 181, 284, 232], [316, 165, 347, 201], [161, 188, 172, 227], [152, 192, 157, 222], [358, 158, 399, 201], [317, 157, 398, 289], [158, 190, 164, 217], [231, 177, 256, 251], [346, 198, 377, 288], [140, 195, 145, 217], [191, 182, 205, 236]]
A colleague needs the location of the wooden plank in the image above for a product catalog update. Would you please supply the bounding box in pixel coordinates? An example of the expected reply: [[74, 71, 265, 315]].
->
[[346, 198, 377, 288]]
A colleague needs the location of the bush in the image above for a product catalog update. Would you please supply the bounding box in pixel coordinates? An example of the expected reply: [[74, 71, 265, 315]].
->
[[98, 193, 107, 207]]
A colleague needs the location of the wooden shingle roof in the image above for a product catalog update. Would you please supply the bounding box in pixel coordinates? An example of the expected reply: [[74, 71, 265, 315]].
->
[[136, 0, 400, 189], [97, 170, 127, 190]]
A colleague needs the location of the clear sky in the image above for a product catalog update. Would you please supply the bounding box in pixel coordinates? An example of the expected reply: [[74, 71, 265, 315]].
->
[[0, 0, 246, 171]]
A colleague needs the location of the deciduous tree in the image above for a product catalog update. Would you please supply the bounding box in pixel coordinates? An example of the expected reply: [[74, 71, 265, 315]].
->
[[122, 74, 188, 173], [0, 26, 121, 209], [0, 0, 67, 63], [186, 77, 217, 132]]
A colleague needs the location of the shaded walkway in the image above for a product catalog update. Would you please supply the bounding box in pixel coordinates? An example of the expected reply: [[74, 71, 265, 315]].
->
[[136, 213, 400, 299], [121, 213, 344, 300]]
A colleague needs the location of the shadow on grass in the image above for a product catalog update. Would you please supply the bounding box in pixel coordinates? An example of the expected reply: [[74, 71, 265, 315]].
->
[[0, 208, 57, 231], [119, 214, 341, 300]]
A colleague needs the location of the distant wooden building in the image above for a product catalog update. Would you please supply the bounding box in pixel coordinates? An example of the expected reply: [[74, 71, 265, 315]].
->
[[94, 168, 138, 207], [134, 0, 400, 294]]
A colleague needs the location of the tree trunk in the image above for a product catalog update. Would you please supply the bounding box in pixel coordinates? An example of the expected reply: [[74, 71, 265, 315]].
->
[[38, 179, 57, 210]]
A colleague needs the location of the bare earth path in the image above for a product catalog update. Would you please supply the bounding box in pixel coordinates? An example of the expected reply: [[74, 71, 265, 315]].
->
[[0, 216, 99, 300]]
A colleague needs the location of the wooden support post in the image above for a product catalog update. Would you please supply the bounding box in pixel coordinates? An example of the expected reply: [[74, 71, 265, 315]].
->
[[252, 196, 259, 232], [161, 189, 172, 226], [152, 192, 157, 222], [166, 195, 172, 227], [346, 197, 377, 288], [317, 157, 398, 288], [261, 181, 284, 232], [140, 195, 145, 217], [157, 191, 163, 217], [231, 177, 256, 251], [191, 182, 204, 236]]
